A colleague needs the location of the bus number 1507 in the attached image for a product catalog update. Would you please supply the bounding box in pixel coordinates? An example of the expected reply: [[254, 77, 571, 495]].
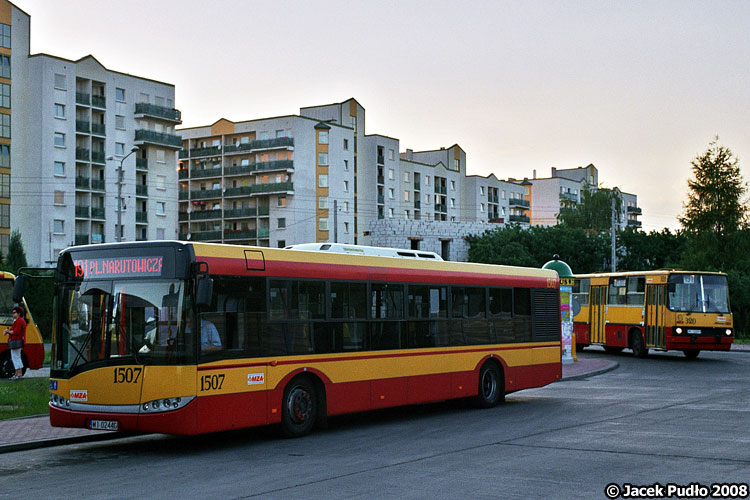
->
[[113, 367, 142, 384]]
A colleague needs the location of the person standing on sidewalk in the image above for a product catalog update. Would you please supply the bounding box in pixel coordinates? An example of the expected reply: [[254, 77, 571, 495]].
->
[[4, 306, 26, 380]]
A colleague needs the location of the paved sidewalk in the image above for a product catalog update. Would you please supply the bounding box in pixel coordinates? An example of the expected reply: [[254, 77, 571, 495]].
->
[[4, 347, 749, 454]]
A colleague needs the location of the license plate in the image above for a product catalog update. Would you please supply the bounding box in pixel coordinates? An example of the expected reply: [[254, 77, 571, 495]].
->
[[687, 329, 701, 334], [89, 419, 119, 431]]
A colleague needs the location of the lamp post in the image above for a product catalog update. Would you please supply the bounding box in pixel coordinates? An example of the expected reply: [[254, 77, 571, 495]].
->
[[106, 146, 139, 242]]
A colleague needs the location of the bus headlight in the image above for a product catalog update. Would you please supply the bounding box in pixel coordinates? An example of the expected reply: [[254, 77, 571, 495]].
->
[[725, 329, 732, 336], [140, 396, 194, 413], [675, 327, 683, 334]]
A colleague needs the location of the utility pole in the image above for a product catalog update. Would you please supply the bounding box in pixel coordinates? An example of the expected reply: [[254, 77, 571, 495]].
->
[[107, 146, 139, 242], [333, 199, 338, 243], [611, 187, 619, 272]]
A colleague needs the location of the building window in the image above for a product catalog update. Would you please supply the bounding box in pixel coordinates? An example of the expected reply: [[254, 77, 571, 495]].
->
[[115, 115, 125, 129], [53, 219, 65, 234], [344, 181, 349, 192], [54, 103, 65, 119], [502, 190, 506, 199], [425, 176, 430, 186], [480, 186, 485, 195], [0, 24, 10, 49], [319, 197, 329, 209], [278, 196, 286, 207], [52, 161, 64, 176], [0, 204, 8, 228], [54, 132, 65, 147], [318, 153, 328, 166], [450, 198, 455, 208], [115, 142, 125, 156], [388, 169, 394, 180], [276, 129, 285, 138], [319, 218, 329, 231], [277, 240, 286, 248], [54, 73, 66, 90], [388, 208, 394, 218], [403, 172, 409, 182], [157, 228, 165, 240], [450, 180, 456, 191], [0, 144, 9, 168], [53, 191, 65, 205], [453, 159, 460, 170], [0, 84, 9, 109], [0, 55, 9, 79], [278, 218, 286, 229], [344, 159, 348, 171], [318, 130, 328, 144], [157, 150, 165, 163], [404, 191, 410, 201], [344, 139, 349, 150], [116, 88, 126, 102], [156, 202, 166, 215], [156, 175, 166, 191], [318, 174, 328, 188], [0, 174, 8, 198], [0, 113, 9, 138], [388, 188, 394, 199], [344, 222, 349, 233], [388, 149, 395, 161], [480, 203, 485, 212]]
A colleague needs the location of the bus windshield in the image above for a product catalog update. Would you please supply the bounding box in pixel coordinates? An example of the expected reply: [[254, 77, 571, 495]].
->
[[0, 278, 14, 325], [668, 274, 730, 314], [53, 279, 196, 372]]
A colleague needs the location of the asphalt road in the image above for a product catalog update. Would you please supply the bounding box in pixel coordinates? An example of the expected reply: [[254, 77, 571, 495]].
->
[[2, 349, 749, 500]]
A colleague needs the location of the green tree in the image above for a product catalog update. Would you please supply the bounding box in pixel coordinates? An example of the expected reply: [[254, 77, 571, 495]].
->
[[558, 185, 621, 231], [6, 229, 27, 274], [617, 227, 686, 271]]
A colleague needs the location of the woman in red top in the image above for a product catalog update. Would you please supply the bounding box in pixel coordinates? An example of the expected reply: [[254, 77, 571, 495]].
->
[[4, 305, 26, 380]]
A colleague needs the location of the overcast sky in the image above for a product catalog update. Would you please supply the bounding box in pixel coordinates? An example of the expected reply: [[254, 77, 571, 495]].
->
[[19, 0, 750, 231]]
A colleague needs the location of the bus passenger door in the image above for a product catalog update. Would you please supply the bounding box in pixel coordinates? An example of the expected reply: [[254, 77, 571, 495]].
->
[[589, 286, 607, 344], [645, 285, 666, 348]]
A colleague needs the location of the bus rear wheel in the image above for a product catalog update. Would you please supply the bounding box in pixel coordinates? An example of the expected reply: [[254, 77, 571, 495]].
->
[[281, 376, 317, 438], [683, 349, 700, 359], [630, 332, 648, 358], [475, 362, 504, 408]]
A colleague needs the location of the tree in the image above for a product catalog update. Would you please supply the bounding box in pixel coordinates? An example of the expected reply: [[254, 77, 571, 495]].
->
[[617, 227, 686, 271], [557, 185, 622, 231], [679, 137, 748, 238], [5, 229, 27, 274]]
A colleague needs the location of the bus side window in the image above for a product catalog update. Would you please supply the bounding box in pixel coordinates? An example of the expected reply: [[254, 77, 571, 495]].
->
[[626, 277, 645, 305], [513, 288, 532, 342]]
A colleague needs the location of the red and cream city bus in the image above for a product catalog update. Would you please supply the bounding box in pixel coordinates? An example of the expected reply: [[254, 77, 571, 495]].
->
[[0, 271, 44, 377], [47, 241, 561, 437], [573, 270, 733, 359]]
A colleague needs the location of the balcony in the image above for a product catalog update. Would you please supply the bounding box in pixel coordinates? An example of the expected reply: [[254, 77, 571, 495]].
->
[[75, 234, 89, 245], [414, 200, 421, 209], [91, 123, 105, 136], [414, 182, 420, 191], [75, 92, 90, 105], [91, 151, 106, 164], [225, 182, 294, 197], [434, 203, 446, 213], [76, 120, 90, 133], [377, 194, 384, 204], [377, 176, 384, 185], [91, 179, 105, 191], [135, 185, 148, 197], [178, 190, 189, 200], [189, 189, 222, 200], [135, 102, 182, 123], [377, 155, 385, 165], [75, 176, 90, 189], [190, 209, 222, 220], [135, 129, 182, 149], [224, 160, 294, 176], [488, 195, 499, 204], [136, 211, 148, 223], [435, 185, 447, 195], [627, 206, 642, 215], [76, 148, 90, 162], [190, 168, 222, 179], [224, 229, 257, 240], [136, 157, 148, 170], [91, 95, 106, 108], [509, 214, 530, 224], [509, 198, 530, 208], [224, 208, 257, 219], [258, 228, 270, 239], [75, 206, 89, 218], [223, 137, 294, 154], [183, 146, 221, 158], [627, 219, 642, 228], [257, 205, 269, 216], [91, 234, 105, 244], [559, 192, 578, 203], [91, 207, 105, 219], [178, 170, 189, 180], [190, 230, 222, 242]]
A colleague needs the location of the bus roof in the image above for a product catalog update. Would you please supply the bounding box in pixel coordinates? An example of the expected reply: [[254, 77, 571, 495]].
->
[[284, 243, 443, 260], [574, 270, 727, 279]]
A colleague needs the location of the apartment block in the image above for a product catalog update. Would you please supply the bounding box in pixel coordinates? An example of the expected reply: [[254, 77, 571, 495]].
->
[[177, 115, 356, 248]]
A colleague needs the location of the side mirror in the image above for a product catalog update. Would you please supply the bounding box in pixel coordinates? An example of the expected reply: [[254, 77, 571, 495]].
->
[[195, 277, 214, 308], [13, 275, 26, 303]]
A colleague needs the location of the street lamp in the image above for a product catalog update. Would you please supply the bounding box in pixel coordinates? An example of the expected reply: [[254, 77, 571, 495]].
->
[[106, 146, 139, 242]]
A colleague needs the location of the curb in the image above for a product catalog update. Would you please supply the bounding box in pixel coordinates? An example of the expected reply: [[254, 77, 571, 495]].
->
[[0, 432, 123, 454], [560, 361, 619, 382]]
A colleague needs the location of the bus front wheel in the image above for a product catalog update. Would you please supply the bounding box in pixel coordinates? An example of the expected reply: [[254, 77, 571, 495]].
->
[[630, 332, 648, 358], [475, 362, 504, 408], [281, 376, 317, 438], [0, 352, 13, 378], [683, 349, 700, 360]]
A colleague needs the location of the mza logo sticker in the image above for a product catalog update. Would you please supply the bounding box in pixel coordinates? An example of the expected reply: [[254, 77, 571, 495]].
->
[[247, 373, 265, 385], [70, 390, 88, 402]]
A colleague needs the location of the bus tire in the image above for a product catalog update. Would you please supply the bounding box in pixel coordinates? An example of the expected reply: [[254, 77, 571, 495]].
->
[[281, 376, 317, 438], [0, 352, 13, 378], [604, 346, 623, 354], [576, 343, 587, 352], [682, 349, 700, 360], [475, 361, 504, 408], [630, 331, 648, 358]]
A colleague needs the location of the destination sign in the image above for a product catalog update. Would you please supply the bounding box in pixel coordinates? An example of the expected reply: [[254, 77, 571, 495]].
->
[[73, 256, 164, 279]]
